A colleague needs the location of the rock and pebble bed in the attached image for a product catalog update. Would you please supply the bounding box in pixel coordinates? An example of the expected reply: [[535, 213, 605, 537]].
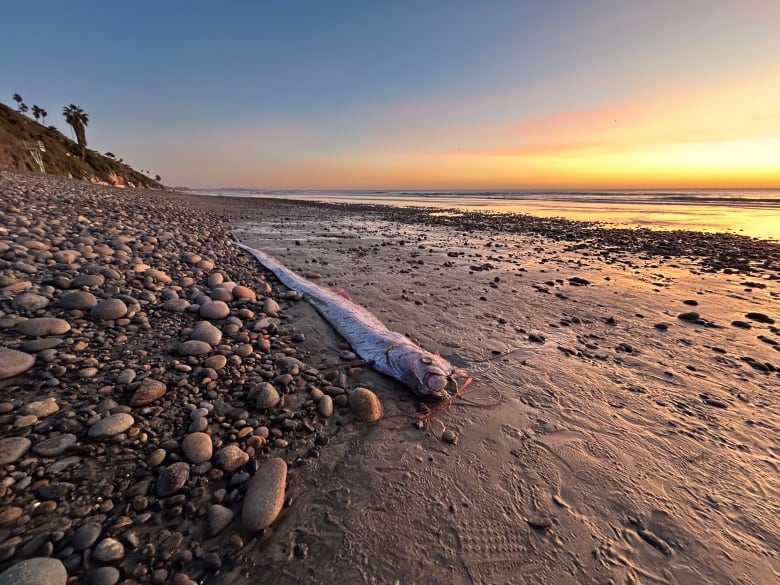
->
[[0, 171, 381, 584]]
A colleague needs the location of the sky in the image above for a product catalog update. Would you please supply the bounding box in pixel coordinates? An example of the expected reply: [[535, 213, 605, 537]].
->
[[2, 1, 780, 189]]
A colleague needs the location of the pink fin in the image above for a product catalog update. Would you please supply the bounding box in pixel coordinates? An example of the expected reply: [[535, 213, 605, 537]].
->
[[331, 287, 355, 302]]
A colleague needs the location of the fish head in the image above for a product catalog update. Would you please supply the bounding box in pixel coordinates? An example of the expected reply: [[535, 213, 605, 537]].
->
[[408, 353, 459, 399]]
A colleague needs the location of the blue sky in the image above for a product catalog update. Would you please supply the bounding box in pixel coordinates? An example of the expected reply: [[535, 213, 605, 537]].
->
[[3, 1, 779, 188]]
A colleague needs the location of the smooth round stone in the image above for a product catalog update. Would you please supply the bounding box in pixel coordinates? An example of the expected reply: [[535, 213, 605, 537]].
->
[[23, 397, 59, 418], [130, 378, 166, 406], [0, 348, 35, 379], [33, 434, 77, 457], [208, 504, 234, 535], [12, 293, 50, 312], [88, 413, 134, 438], [17, 318, 71, 337], [53, 250, 80, 264], [198, 259, 215, 270], [86, 566, 120, 585], [252, 383, 280, 409], [148, 448, 167, 467], [188, 416, 208, 433], [241, 458, 287, 532], [348, 387, 382, 422], [199, 300, 230, 320], [262, 298, 280, 315], [318, 395, 334, 418], [19, 338, 63, 352], [47, 455, 80, 474], [210, 287, 233, 302], [59, 291, 98, 310], [145, 269, 172, 284], [72, 523, 102, 551], [231, 285, 256, 301], [162, 298, 190, 312], [71, 274, 105, 288], [203, 355, 227, 370], [215, 444, 249, 473], [116, 369, 136, 384], [182, 432, 212, 464], [177, 340, 212, 356], [91, 299, 128, 321], [0, 557, 67, 585], [191, 321, 222, 346], [93, 538, 124, 562], [0, 436, 31, 465], [157, 462, 190, 497], [207, 273, 224, 287]]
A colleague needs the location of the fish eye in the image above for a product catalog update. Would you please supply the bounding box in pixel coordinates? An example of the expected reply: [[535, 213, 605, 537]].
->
[[420, 356, 432, 364]]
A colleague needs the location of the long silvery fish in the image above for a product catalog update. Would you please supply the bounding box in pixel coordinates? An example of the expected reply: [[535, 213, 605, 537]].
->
[[235, 241, 460, 399]]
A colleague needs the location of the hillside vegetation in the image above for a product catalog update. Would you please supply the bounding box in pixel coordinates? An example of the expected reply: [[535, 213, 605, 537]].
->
[[0, 102, 162, 188]]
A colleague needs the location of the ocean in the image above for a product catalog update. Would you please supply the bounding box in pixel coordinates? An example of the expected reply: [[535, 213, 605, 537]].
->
[[193, 188, 780, 241]]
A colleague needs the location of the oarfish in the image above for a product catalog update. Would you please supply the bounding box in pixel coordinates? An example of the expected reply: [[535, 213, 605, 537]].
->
[[235, 241, 460, 399]]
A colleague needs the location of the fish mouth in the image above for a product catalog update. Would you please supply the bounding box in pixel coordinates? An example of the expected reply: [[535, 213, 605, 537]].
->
[[421, 373, 459, 399]]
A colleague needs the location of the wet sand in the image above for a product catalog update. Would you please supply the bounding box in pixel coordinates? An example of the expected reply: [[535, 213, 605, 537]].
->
[[201, 195, 780, 585]]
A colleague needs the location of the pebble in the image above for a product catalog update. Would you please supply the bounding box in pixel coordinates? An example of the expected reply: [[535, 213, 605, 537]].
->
[[17, 317, 71, 337], [93, 538, 124, 563], [241, 457, 287, 532], [86, 566, 120, 585], [190, 321, 222, 345], [22, 397, 59, 417], [12, 292, 49, 311], [72, 524, 102, 550], [318, 395, 334, 417], [157, 462, 190, 497], [0, 348, 35, 379], [207, 504, 235, 535], [91, 299, 128, 321], [182, 432, 213, 464], [177, 340, 212, 356], [87, 413, 135, 438], [0, 436, 31, 465], [0, 557, 67, 585], [215, 444, 249, 472], [33, 433, 77, 457], [232, 285, 256, 301], [199, 300, 230, 320], [130, 378, 167, 406], [204, 354, 227, 370], [348, 387, 382, 422], [252, 382, 280, 409], [59, 291, 98, 310]]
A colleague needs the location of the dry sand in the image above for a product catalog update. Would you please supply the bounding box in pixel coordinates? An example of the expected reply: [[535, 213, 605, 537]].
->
[[187, 195, 780, 585]]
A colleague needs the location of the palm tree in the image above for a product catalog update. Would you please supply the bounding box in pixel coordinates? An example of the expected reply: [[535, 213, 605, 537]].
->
[[12, 93, 23, 110], [19, 103, 29, 115], [62, 104, 89, 152], [32, 105, 43, 123], [40, 108, 47, 125]]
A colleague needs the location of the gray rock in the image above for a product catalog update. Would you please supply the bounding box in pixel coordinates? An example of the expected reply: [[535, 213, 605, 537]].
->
[[0, 436, 31, 465], [215, 444, 249, 473], [0, 557, 67, 585], [199, 300, 230, 320], [129, 378, 166, 406], [191, 321, 222, 345], [33, 433, 77, 457], [17, 318, 71, 337], [116, 369, 136, 384], [71, 274, 105, 288], [93, 538, 124, 563], [241, 457, 287, 532], [252, 382, 280, 409], [59, 291, 98, 310], [262, 298, 280, 315], [157, 462, 190, 497], [162, 298, 190, 312], [177, 340, 212, 356], [86, 566, 120, 585], [22, 397, 59, 417], [182, 432, 212, 464], [349, 387, 382, 422], [0, 348, 35, 379], [72, 524, 102, 551], [208, 504, 234, 535], [12, 292, 50, 312], [19, 338, 63, 352], [88, 413, 134, 438], [91, 299, 128, 321]]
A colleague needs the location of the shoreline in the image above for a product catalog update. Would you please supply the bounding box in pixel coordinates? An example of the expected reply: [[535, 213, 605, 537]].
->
[[2, 171, 778, 585]]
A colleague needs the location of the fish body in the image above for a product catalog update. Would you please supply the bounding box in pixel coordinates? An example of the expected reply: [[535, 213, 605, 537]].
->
[[235, 241, 458, 399]]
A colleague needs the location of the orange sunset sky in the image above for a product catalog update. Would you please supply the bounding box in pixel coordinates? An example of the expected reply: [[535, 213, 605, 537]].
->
[[4, 1, 780, 189]]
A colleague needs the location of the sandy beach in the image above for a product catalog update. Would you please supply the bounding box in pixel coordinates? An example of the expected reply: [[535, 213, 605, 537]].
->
[[1, 171, 779, 585]]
